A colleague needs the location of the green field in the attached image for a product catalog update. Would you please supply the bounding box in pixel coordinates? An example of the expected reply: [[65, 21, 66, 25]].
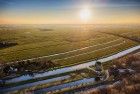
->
[[0, 24, 140, 94], [0, 24, 139, 68]]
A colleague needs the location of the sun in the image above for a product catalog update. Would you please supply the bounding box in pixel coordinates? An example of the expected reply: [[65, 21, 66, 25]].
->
[[80, 8, 91, 22]]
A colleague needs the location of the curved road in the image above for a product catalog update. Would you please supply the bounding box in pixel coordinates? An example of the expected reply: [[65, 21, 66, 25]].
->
[[3, 40, 125, 83], [3, 45, 140, 84], [0, 45, 140, 93]]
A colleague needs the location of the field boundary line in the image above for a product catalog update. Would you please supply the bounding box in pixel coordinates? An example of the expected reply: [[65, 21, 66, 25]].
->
[[7, 38, 122, 63], [55, 41, 125, 61], [0, 36, 110, 55]]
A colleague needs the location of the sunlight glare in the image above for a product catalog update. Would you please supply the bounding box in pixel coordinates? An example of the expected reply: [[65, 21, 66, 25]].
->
[[80, 8, 91, 22]]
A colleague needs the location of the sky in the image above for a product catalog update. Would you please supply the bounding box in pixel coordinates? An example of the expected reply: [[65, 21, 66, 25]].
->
[[0, 0, 140, 24]]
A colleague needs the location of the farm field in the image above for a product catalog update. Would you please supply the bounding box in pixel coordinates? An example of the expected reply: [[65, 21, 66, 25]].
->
[[0, 24, 140, 94], [0, 0, 140, 93], [1, 49, 140, 94], [0, 25, 139, 65]]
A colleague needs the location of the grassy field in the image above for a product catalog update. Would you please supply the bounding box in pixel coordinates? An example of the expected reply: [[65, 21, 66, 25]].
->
[[0, 24, 139, 67], [0, 24, 139, 94]]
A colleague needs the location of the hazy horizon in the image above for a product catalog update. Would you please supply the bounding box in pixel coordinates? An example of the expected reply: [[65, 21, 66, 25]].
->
[[0, 0, 140, 24]]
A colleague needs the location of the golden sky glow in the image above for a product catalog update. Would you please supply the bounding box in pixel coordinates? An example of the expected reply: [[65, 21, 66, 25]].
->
[[0, 0, 140, 24]]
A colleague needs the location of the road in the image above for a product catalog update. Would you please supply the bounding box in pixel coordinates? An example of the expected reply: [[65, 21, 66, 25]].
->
[[1, 45, 140, 93], [3, 40, 125, 84]]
